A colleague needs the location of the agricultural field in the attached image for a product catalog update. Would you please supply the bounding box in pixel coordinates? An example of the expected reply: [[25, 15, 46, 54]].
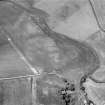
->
[[0, 0, 105, 105]]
